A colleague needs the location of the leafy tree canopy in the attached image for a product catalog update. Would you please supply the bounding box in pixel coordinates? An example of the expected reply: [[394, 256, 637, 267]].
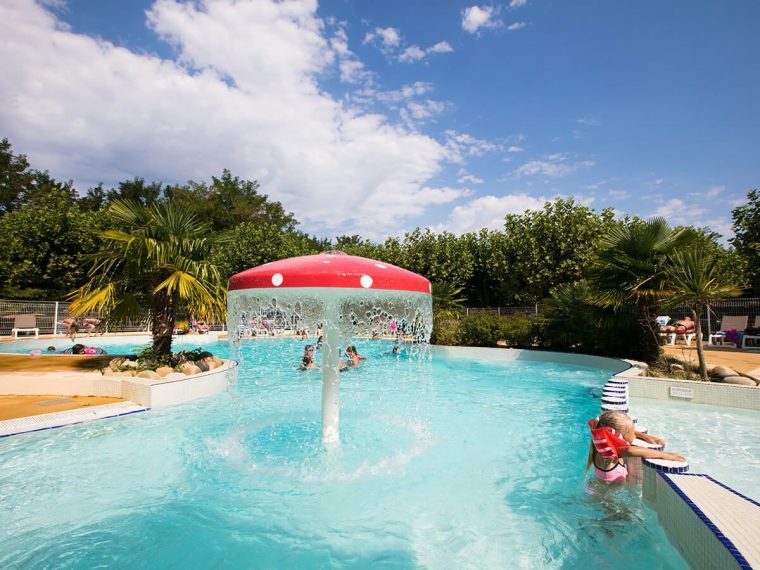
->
[[731, 189, 760, 295]]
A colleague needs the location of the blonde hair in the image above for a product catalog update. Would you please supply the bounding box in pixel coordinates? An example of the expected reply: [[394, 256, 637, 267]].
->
[[585, 410, 635, 473]]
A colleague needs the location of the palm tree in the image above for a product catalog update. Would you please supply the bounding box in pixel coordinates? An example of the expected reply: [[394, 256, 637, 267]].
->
[[666, 248, 742, 380], [69, 199, 229, 355], [590, 218, 696, 362], [431, 281, 467, 318]]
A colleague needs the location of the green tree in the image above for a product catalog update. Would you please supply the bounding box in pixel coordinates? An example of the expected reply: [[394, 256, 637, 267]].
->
[[0, 138, 34, 212], [500, 198, 618, 304], [69, 200, 229, 355], [730, 189, 760, 295], [0, 188, 101, 299], [431, 281, 466, 313], [210, 222, 324, 280], [106, 177, 164, 206], [396, 229, 474, 288], [590, 217, 696, 362], [167, 169, 296, 232], [666, 248, 742, 380]]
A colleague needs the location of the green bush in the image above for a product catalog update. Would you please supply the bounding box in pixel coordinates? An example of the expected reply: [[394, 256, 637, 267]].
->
[[431, 313, 462, 345], [453, 312, 543, 347]]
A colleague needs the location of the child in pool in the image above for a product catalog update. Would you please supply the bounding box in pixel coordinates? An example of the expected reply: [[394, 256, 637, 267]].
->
[[586, 411, 685, 484], [300, 345, 317, 370]]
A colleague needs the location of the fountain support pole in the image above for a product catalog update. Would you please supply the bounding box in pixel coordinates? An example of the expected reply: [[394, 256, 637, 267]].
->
[[321, 302, 340, 445]]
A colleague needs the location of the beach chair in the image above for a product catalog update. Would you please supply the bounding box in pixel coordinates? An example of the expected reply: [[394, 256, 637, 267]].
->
[[657, 316, 676, 345], [708, 315, 748, 347], [12, 314, 39, 339], [741, 316, 760, 350]]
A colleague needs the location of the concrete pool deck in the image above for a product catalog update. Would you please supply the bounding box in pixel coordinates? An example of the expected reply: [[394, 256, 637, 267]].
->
[[663, 344, 760, 375]]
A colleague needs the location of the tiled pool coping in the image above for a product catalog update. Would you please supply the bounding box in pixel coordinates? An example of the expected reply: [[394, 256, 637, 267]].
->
[[0, 401, 147, 437]]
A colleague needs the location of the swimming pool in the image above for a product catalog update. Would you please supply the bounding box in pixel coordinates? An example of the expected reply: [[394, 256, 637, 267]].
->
[[1, 339, 688, 568]]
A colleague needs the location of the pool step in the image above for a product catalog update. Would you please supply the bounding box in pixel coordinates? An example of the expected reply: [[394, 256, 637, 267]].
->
[[0, 401, 147, 437]]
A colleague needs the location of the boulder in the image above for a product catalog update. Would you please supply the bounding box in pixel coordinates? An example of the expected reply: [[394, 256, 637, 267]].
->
[[211, 356, 223, 368], [116, 370, 136, 377], [109, 357, 127, 371], [155, 366, 174, 377], [721, 376, 757, 387], [195, 360, 210, 372], [670, 364, 685, 371], [181, 363, 202, 376], [101, 367, 115, 376], [122, 359, 139, 369], [712, 365, 739, 378], [201, 356, 218, 370], [137, 370, 161, 380]]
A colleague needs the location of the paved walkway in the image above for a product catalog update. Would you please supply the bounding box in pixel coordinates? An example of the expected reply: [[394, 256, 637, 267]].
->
[[663, 345, 760, 374], [0, 395, 124, 420]]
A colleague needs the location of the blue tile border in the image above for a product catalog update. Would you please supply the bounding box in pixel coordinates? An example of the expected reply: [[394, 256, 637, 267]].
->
[[0, 408, 147, 438], [658, 472, 753, 569]]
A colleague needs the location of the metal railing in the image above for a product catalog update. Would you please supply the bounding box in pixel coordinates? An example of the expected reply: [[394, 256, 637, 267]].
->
[[460, 305, 542, 317]]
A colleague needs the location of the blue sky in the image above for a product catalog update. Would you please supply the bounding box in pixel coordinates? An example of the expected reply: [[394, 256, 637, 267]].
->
[[1, 0, 758, 239]]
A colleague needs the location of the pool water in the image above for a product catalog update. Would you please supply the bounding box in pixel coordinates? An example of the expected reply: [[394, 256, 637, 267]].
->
[[0, 339, 687, 568]]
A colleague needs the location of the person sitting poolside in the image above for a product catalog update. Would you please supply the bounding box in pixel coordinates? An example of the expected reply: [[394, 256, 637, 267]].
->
[[47, 346, 56, 352]]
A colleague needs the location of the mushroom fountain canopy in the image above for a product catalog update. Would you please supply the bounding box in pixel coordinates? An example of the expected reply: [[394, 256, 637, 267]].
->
[[226, 251, 433, 445], [227, 251, 433, 343]]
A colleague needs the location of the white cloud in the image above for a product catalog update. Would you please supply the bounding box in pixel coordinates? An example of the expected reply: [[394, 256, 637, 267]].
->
[[608, 190, 630, 200], [441, 193, 547, 233], [651, 199, 708, 222], [398, 45, 426, 62], [428, 41, 454, 54], [0, 0, 465, 237], [461, 5, 503, 34], [515, 154, 595, 177], [509, 0, 529, 7], [507, 145, 523, 153], [398, 41, 453, 63], [577, 115, 601, 126], [405, 100, 446, 120], [457, 174, 484, 185], [375, 81, 434, 105], [363, 26, 401, 48], [507, 22, 527, 30], [706, 185, 725, 198], [444, 130, 502, 162]]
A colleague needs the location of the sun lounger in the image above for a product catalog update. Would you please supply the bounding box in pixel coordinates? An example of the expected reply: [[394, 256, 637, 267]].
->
[[11, 314, 39, 339], [741, 316, 760, 350], [709, 315, 749, 347]]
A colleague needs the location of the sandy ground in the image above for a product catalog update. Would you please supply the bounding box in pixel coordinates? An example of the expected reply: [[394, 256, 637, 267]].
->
[[663, 345, 760, 374], [0, 394, 124, 421]]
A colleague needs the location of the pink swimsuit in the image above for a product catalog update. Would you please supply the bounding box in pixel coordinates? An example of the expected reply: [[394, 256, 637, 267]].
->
[[594, 460, 628, 483]]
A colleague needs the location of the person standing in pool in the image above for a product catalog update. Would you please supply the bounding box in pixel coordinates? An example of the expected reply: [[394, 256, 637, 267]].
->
[[586, 411, 684, 484]]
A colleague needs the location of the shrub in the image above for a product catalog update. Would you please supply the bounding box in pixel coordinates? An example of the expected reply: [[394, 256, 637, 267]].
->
[[431, 313, 462, 345]]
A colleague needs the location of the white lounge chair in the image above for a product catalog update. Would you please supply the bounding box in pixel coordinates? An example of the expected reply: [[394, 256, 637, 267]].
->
[[657, 316, 676, 345], [708, 315, 748, 347], [12, 314, 39, 339], [741, 316, 760, 350]]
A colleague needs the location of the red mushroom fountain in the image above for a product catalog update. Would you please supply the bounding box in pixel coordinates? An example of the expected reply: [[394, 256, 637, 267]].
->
[[227, 251, 433, 445]]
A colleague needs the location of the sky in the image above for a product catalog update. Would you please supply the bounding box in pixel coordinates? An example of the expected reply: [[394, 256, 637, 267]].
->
[[1, 0, 758, 241]]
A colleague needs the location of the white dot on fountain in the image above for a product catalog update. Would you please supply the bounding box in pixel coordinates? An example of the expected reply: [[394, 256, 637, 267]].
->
[[374, 263, 387, 269], [360, 275, 373, 288], [272, 273, 284, 286]]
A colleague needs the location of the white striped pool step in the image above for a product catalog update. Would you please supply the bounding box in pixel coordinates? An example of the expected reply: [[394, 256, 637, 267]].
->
[[0, 402, 147, 438]]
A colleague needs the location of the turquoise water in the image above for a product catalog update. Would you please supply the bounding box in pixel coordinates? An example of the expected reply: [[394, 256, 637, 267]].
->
[[0, 339, 686, 568]]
